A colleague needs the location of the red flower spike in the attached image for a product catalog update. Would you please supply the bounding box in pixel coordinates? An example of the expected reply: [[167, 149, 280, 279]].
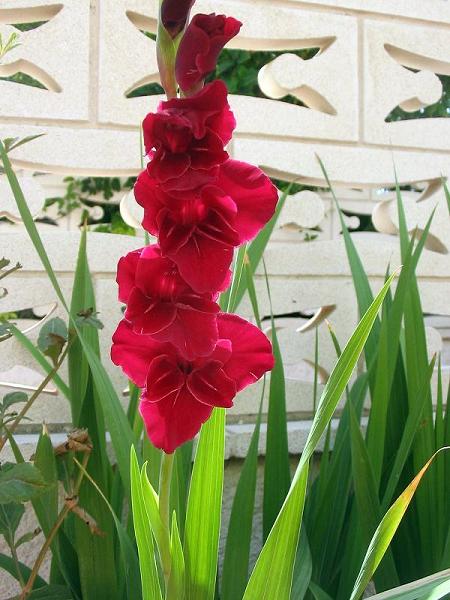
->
[[143, 81, 235, 191], [117, 245, 219, 359], [111, 315, 274, 453], [176, 14, 242, 94], [134, 160, 277, 293]]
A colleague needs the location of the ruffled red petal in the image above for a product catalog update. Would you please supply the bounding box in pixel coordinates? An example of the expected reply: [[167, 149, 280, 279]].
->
[[218, 313, 275, 391], [140, 387, 213, 453], [217, 160, 278, 242]]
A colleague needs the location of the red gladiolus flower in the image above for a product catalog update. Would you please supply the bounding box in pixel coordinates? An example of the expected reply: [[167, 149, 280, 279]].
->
[[143, 81, 235, 190], [134, 160, 278, 293], [111, 314, 274, 453], [176, 14, 242, 94], [161, 0, 195, 38], [117, 245, 220, 358]]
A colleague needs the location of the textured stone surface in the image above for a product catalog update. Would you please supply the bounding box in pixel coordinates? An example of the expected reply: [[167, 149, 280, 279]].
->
[[1, 0, 449, 439]]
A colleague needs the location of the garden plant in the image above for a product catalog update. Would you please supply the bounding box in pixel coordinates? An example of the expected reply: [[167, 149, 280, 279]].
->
[[0, 1, 450, 600]]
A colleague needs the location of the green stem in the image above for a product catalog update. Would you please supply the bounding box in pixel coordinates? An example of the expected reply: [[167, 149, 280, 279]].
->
[[159, 451, 175, 584], [10, 538, 25, 588]]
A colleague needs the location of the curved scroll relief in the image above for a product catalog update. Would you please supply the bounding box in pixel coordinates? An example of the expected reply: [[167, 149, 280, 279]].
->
[[0, 9, 64, 93], [0, 2, 90, 122], [372, 196, 449, 255], [0, 4, 63, 25], [0, 58, 62, 92], [384, 44, 444, 115], [258, 51, 337, 115], [278, 191, 326, 232], [124, 10, 160, 98]]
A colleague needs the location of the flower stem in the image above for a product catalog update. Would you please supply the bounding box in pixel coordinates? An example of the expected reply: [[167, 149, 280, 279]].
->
[[159, 451, 175, 584]]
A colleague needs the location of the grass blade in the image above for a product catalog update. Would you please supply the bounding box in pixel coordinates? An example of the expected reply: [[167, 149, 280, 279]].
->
[[350, 449, 450, 600], [130, 447, 162, 600], [74, 458, 141, 600], [349, 405, 399, 590], [316, 156, 379, 381], [381, 356, 436, 511], [221, 383, 265, 600], [262, 260, 290, 540], [364, 569, 450, 600], [167, 513, 185, 600], [263, 322, 290, 539], [243, 273, 396, 599], [290, 527, 313, 600], [184, 409, 225, 600]]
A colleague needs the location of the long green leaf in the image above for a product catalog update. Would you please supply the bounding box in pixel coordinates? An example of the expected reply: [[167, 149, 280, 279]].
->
[[141, 466, 168, 566], [365, 570, 450, 600], [222, 384, 265, 600], [243, 273, 396, 599], [290, 527, 313, 600], [317, 156, 379, 384], [308, 374, 368, 588], [309, 582, 334, 600], [263, 322, 290, 539], [130, 447, 162, 600], [381, 356, 436, 511], [349, 405, 399, 589], [74, 457, 141, 600], [167, 513, 185, 600], [395, 178, 437, 574], [170, 441, 192, 539], [350, 449, 450, 600], [184, 409, 225, 600], [0, 552, 46, 589], [69, 227, 96, 425], [366, 211, 434, 486]]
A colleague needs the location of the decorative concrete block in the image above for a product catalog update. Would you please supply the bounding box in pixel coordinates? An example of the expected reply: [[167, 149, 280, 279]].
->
[[363, 19, 450, 150]]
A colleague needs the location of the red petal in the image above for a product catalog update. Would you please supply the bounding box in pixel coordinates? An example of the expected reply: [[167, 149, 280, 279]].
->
[[158, 212, 194, 255], [147, 151, 191, 183], [126, 289, 177, 335], [136, 246, 188, 298], [140, 387, 213, 453], [189, 131, 229, 170], [169, 234, 234, 293], [145, 355, 185, 402], [162, 81, 232, 140], [159, 167, 219, 192], [218, 313, 274, 391], [134, 171, 164, 234], [187, 362, 236, 408], [111, 320, 173, 387], [116, 249, 141, 304], [217, 160, 278, 242], [167, 304, 219, 359]]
